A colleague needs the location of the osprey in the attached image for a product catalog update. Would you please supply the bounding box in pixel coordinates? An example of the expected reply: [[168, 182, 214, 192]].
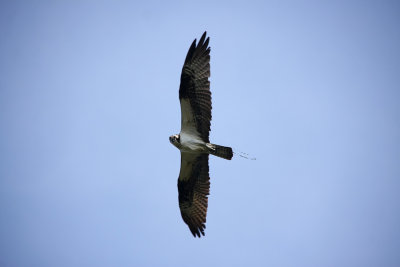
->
[[169, 32, 233, 237]]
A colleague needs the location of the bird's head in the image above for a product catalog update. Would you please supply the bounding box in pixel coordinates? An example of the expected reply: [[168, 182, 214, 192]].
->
[[169, 134, 180, 147]]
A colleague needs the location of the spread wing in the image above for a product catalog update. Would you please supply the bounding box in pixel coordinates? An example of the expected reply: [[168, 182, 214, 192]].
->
[[179, 31, 212, 143], [177, 152, 210, 237]]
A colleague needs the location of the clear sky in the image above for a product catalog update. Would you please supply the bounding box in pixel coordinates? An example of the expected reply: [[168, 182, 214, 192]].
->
[[1, 1, 399, 266]]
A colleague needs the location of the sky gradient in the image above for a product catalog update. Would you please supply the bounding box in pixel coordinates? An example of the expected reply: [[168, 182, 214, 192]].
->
[[1, 1, 400, 266]]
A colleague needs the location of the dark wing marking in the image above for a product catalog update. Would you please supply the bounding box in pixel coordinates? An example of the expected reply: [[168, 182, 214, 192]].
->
[[177, 152, 210, 237], [179, 31, 212, 143]]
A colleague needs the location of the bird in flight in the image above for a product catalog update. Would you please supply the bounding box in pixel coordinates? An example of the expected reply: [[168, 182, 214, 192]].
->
[[169, 32, 233, 237]]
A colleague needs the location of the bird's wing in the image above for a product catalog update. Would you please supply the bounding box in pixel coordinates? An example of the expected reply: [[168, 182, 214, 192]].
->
[[179, 31, 212, 143], [177, 152, 210, 237]]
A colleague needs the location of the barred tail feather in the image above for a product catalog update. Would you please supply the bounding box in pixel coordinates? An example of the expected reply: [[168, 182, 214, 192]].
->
[[208, 144, 233, 160]]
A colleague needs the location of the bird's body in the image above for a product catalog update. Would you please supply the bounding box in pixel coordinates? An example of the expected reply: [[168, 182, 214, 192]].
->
[[169, 32, 233, 237]]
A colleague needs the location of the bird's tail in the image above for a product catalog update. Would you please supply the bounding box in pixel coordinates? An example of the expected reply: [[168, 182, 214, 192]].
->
[[207, 143, 233, 160]]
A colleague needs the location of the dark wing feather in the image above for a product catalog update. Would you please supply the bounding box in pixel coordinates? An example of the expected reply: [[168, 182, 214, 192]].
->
[[177, 152, 210, 237], [179, 31, 212, 143]]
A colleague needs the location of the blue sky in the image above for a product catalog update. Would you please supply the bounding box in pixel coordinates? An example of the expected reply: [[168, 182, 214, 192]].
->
[[1, 1, 399, 266]]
